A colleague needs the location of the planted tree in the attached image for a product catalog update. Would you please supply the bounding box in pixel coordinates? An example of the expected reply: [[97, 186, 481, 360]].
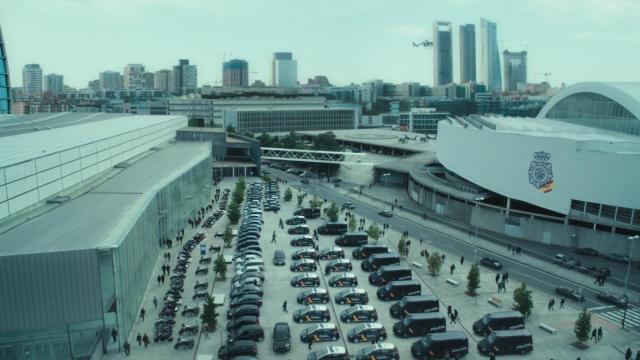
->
[[223, 224, 233, 248], [327, 202, 340, 221], [367, 223, 381, 244], [283, 188, 293, 202], [513, 283, 534, 317], [227, 201, 241, 224], [466, 264, 481, 296], [574, 308, 592, 344], [348, 216, 357, 232], [201, 295, 219, 331], [309, 196, 323, 209], [213, 253, 227, 279], [232, 187, 244, 204], [398, 237, 408, 258], [427, 252, 443, 276], [236, 178, 246, 192]]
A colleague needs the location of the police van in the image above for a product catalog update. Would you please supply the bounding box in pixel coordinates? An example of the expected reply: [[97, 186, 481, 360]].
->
[[473, 311, 525, 336], [392, 312, 446, 338], [369, 265, 412, 286], [477, 329, 533, 355], [389, 295, 439, 318], [411, 331, 469, 359], [376, 280, 421, 301]]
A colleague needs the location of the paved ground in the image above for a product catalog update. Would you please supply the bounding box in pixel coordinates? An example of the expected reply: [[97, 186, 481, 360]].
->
[[106, 175, 640, 360]]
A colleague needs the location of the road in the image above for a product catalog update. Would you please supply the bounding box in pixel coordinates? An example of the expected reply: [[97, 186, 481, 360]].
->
[[269, 168, 639, 331]]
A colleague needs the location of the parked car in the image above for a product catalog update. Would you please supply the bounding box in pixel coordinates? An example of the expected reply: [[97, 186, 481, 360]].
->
[[596, 292, 628, 307], [300, 323, 340, 343], [335, 288, 369, 305], [325, 259, 353, 273], [293, 305, 331, 323], [355, 343, 399, 360], [574, 247, 599, 257], [217, 339, 258, 360], [286, 216, 307, 225], [291, 235, 315, 246], [480, 257, 503, 270], [297, 288, 330, 304], [603, 253, 630, 263], [555, 286, 584, 302], [291, 248, 318, 261], [378, 210, 393, 218], [290, 259, 318, 272], [342, 202, 355, 209], [327, 272, 358, 287], [318, 246, 345, 260], [347, 323, 387, 343], [307, 346, 349, 360], [340, 305, 378, 323], [273, 250, 286, 266], [272, 322, 291, 353], [288, 225, 310, 235], [291, 273, 321, 287], [226, 316, 260, 331]]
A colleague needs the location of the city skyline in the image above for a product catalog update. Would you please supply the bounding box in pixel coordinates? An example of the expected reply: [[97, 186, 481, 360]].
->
[[0, 0, 638, 89]]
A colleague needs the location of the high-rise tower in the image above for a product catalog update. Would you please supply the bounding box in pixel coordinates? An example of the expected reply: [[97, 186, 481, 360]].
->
[[223, 59, 249, 87], [22, 64, 43, 98], [272, 52, 298, 87], [503, 50, 527, 92], [0, 25, 9, 114], [479, 18, 502, 92], [433, 22, 453, 86], [459, 24, 476, 83]]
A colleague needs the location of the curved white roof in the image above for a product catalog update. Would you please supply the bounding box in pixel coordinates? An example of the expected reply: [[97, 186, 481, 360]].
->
[[538, 82, 640, 120]]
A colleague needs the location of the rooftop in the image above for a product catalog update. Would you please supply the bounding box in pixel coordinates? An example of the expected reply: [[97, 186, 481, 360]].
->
[[0, 112, 133, 137], [177, 127, 225, 133], [0, 141, 211, 256], [292, 128, 435, 153]]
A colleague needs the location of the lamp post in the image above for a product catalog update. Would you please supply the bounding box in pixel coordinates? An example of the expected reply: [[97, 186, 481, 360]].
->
[[624, 235, 638, 294], [382, 173, 390, 188]]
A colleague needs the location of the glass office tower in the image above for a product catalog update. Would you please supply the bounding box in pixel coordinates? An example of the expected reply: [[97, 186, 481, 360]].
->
[[0, 25, 10, 114]]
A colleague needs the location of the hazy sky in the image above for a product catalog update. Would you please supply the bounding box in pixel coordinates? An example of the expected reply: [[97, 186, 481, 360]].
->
[[1, 0, 638, 88]]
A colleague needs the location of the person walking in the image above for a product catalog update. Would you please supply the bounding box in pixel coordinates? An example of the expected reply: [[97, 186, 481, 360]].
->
[[626, 348, 632, 360], [597, 327, 603, 342], [495, 273, 500, 284], [447, 305, 452, 318], [139, 308, 146, 321], [153, 296, 158, 309], [548, 299, 555, 311], [441, 254, 445, 262], [282, 300, 288, 313], [203, 323, 209, 339], [591, 329, 597, 342], [136, 333, 142, 346], [460, 256, 464, 266], [157, 274, 161, 285], [123, 341, 131, 356], [559, 298, 565, 309], [111, 328, 118, 343], [308, 341, 312, 350], [142, 333, 150, 348], [504, 272, 509, 283], [161, 274, 165, 284], [454, 309, 458, 322], [450, 264, 456, 275]]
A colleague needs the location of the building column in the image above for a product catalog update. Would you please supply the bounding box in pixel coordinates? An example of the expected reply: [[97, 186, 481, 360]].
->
[[506, 197, 511, 218]]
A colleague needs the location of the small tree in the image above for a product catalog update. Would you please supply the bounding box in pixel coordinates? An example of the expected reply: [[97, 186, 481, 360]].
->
[[513, 283, 534, 317], [201, 295, 219, 331], [466, 264, 481, 295], [236, 178, 246, 191], [398, 237, 408, 259], [348, 216, 357, 232], [283, 188, 293, 202], [427, 252, 443, 276], [327, 202, 340, 221], [574, 308, 592, 344], [232, 187, 244, 204], [309, 196, 323, 209], [213, 253, 227, 279], [227, 201, 241, 224], [297, 194, 304, 207], [367, 223, 381, 243], [222, 224, 233, 248]]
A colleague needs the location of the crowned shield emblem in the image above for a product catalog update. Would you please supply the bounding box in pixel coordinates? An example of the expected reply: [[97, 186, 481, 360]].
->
[[528, 151, 555, 193]]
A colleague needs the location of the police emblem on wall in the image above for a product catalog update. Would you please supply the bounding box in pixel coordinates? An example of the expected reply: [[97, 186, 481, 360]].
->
[[528, 151, 555, 193]]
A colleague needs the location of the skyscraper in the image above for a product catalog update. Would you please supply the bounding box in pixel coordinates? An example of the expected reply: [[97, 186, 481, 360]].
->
[[22, 64, 43, 98], [503, 50, 527, 92], [223, 59, 249, 87], [479, 18, 502, 92], [154, 69, 173, 94], [459, 24, 476, 83], [433, 22, 453, 86], [123, 64, 145, 90], [0, 25, 10, 114], [44, 74, 64, 95], [99, 71, 123, 90], [172, 59, 197, 95], [272, 52, 298, 87]]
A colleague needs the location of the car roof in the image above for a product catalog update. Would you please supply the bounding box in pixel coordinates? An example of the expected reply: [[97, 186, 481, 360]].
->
[[329, 258, 350, 263], [227, 339, 257, 349], [295, 272, 318, 278], [343, 288, 365, 294], [332, 272, 355, 278], [356, 323, 383, 330], [311, 323, 336, 330], [306, 305, 328, 311], [491, 329, 532, 337]]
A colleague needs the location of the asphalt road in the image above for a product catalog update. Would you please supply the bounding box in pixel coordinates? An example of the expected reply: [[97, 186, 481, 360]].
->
[[271, 169, 637, 314]]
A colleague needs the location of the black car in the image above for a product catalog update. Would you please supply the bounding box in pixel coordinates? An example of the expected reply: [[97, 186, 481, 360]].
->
[[233, 271, 265, 283], [217, 339, 258, 360], [379, 210, 393, 218], [273, 322, 291, 353], [340, 305, 378, 323], [227, 324, 265, 343], [335, 288, 369, 305], [181, 304, 200, 316], [355, 343, 400, 360], [574, 247, 599, 257], [288, 225, 310, 235], [325, 259, 352, 273], [297, 288, 330, 304], [230, 285, 264, 299], [226, 316, 260, 331], [286, 216, 307, 225], [291, 248, 318, 260], [290, 259, 318, 272], [227, 304, 260, 320], [555, 286, 584, 302], [328, 272, 358, 287], [273, 250, 286, 266], [347, 323, 387, 343], [293, 305, 331, 323], [318, 247, 345, 260], [174, 337, 194, 350], [291, 273, 321, 287], [596, 292, 628, 307], [230, 294, 263, 308], [342, 202, 355, 209], [480, 257, 503, 270], [603, 253, 630, 263], [291, 236, 315, 246], [300, 324, 340, 343]]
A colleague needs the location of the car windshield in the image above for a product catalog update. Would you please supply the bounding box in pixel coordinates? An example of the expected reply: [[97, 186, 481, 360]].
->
[[354, 324, 366, 333], [398, 298, 408, 307], [402, 317, 411, 326], [420, 337, 432, 347], [486, 333, 497, 343], [481, 316, 490, 325]]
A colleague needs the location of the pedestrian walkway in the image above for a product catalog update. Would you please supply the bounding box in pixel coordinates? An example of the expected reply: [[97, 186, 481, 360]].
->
[[592, 306, 640, 331]]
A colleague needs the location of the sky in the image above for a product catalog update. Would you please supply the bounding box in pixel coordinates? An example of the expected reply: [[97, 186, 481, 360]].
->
[[1, 0, 639, 89]]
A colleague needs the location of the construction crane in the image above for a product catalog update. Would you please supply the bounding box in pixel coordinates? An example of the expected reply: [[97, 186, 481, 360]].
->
[[412, 40, 433, 48], [534, 72, 552, 82]]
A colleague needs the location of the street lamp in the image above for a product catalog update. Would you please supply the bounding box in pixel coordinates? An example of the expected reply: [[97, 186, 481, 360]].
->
[[382, 173, 390, 188], [624, 235, 638, 294]]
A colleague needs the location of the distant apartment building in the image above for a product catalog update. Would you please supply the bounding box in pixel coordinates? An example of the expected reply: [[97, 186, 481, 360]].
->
[[272, 52, 298, 87], [503, 50, 527, 92], [0, 26, 10, 114], [143, 72, 155, 90], [99, 71, 123, 90], [44, 74, 64, 95], [396, 82, 421, 98], [123, 64, 145, 90], [224, 107, 357, 134], [399, 108, 450, 134], [22, 64, 43, 98], [223, 59, 249, 87], [479, 18, 502, 92], [459, 24, 476, 83], [433, 22, 453, 86], [172, 59, 197, 95], [154, 69, 173, 94]]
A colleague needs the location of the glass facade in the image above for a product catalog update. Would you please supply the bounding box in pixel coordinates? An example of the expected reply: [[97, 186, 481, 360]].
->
[[0, 157, 211, 360], [545, 92, 639, 136], [236, 109, 355, 134], [0, 25, 10, 114]]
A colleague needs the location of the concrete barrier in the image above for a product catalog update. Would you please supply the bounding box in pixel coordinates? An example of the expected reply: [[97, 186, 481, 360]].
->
[[488, 296, 502, 307], [539, 323, 557, 334], [411, 261, 423, 268], [446, 278, 459, 286]]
